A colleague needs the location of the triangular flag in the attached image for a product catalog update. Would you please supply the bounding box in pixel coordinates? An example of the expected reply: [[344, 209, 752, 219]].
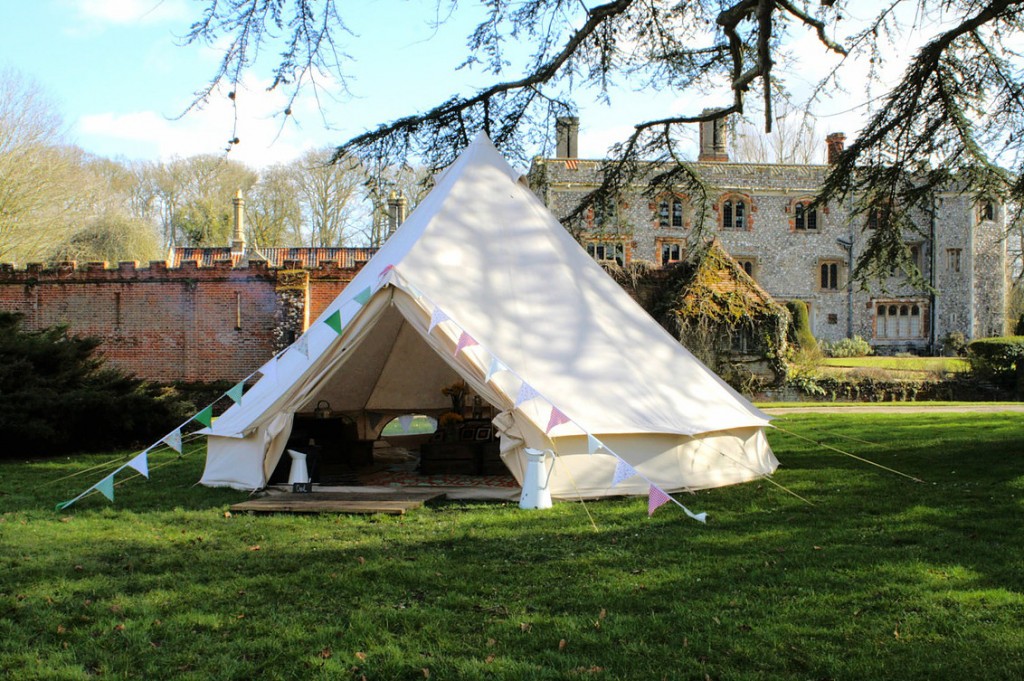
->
[[587, 434, 603, 454], [514, 383, 539, 408], [258, 357, 278, 383], [428, 307, 449, 333], [162, 428, 182, 454], [398, 414, 414, 434], [227, 381, 244, 404], [324, 310, 343, 335], [125, 451, 149, 478], [293, 333, 310, 358], [648, 485, 672, 516], [454, 331, 478, 356], [611, 458, 638, 486], [354, 287, 372, 306], [485, 357, 508, 382], [545, 406, 571, 434], [193, 405, 213, 428], [378, 264, 395, 279], [367, 412, 385, 431], [95, 475, 115, 502]]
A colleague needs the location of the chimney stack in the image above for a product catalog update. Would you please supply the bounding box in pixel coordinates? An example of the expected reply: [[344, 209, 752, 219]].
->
[[387, 191, 408, 238], [231, 189, 246, 254], [555, 116, 579, 159], [698, 108, 729, 162], [826, 132, 846, 164]]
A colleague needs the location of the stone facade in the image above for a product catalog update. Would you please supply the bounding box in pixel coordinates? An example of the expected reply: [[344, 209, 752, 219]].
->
[[529, 124, 1008, 353]]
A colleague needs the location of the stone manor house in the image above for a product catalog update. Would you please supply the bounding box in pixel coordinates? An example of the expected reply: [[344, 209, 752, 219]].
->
[[0, 123, 1008, 384], [529, 117, 1008, 354]]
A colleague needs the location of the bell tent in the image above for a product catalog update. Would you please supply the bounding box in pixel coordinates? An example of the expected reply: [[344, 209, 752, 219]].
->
[[200, 134, 779, 497]]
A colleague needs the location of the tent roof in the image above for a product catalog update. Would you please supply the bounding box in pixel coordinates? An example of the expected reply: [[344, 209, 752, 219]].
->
[[209, 134, 769, 440]]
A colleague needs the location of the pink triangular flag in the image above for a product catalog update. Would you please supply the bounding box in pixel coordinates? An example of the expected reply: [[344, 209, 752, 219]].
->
[[514, 383, 539, 408], [378, 264, 395, 279], [454, 331, 478, 356], [428, 308, 449, 333], [611, 458, 638, 486], [587, 434, 603, 454], [648, 485, 672, 516], [545, 406, 571, 434]]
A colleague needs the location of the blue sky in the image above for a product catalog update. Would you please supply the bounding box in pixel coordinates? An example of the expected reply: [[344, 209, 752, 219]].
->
[[0, 1, 916, 170]]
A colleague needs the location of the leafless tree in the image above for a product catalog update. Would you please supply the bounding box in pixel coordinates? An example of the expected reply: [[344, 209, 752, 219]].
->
[[0, 70, 78, 263], [731, 103, 823, 164]]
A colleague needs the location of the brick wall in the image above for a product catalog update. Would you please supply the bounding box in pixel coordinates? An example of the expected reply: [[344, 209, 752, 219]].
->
[[0, 259, 364, 383]]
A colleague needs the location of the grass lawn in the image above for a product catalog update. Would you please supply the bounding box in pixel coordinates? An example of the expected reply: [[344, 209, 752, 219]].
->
[[820, 356, 969, 374], [2, 412, 1022, 680]]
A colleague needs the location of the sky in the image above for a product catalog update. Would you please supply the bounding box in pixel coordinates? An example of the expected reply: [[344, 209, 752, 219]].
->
[[0, 0, 927, 172]]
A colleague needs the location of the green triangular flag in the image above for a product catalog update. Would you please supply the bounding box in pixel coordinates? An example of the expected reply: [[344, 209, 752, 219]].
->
[[324, 310, 343, 335], [95, 475, 115, 502], [227, 382, 244, 404], [194, 405, 213, 428], [354, 287, 371, 306]]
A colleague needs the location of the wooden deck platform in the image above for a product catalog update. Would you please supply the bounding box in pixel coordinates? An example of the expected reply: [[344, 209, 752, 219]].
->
[[230, 491, 446, 515]]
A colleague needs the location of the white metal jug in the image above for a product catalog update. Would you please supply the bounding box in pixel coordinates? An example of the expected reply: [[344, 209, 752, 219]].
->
[[519, 447, 555, 509], [286, 449, 310, 485]]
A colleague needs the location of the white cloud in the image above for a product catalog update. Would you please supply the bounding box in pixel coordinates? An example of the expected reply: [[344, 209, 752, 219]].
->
[[65, 0, 190, 26], [75, 76, 340, 168]]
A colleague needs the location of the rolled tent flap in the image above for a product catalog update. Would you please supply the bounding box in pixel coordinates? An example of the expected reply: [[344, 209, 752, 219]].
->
[[201, 411, 294, 491]]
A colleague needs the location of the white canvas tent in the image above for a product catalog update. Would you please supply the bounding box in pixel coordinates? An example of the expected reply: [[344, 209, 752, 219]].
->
[[200, 134, 778, 498]]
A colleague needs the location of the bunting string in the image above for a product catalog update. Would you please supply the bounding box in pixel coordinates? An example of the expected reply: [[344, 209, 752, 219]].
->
[[53, 266, 389, 510], [405, 282, 709, 524]]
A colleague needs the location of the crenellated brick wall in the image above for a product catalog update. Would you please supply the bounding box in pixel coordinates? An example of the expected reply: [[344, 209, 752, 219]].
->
[[0, 258, 366, 383]]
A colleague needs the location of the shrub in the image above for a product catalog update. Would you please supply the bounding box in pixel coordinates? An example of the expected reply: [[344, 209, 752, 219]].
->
[[940, 331, 968, 357], [966, 336, 1024, 386], [0, 312, 191, 458], [785, 300, 817, 351], [822, 335, 873, 358]]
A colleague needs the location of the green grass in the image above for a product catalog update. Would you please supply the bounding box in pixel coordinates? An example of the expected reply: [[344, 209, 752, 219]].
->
[[820, 356, 969, 373], [755, 401, 1022, 409], [2, 412, 1023, 680]]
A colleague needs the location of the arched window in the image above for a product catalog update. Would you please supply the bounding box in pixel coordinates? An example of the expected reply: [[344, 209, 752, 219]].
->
[[732, 201, 746, 230], [660, 241, 682, 266], [898, 305, 911, 338], [721, 194, 752, 230], [656, 196, 687, 229], [794, 201, 818, 231], [980, 201, 995, 222], [672, 199, 684, 228], [820, 261, 841, 290]]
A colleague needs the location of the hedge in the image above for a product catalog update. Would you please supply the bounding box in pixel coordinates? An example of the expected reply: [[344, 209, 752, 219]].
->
[[966, 336, 1024, 386]]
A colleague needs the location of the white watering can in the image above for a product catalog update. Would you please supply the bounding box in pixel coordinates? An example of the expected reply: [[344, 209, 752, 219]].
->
[[519, 447, 555, 510]]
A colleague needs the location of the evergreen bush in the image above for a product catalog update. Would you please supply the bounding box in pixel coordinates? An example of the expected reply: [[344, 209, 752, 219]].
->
[[966, 336, 1024, 386], [785, 300, 817, 351], [0, 313, 190, 458]]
